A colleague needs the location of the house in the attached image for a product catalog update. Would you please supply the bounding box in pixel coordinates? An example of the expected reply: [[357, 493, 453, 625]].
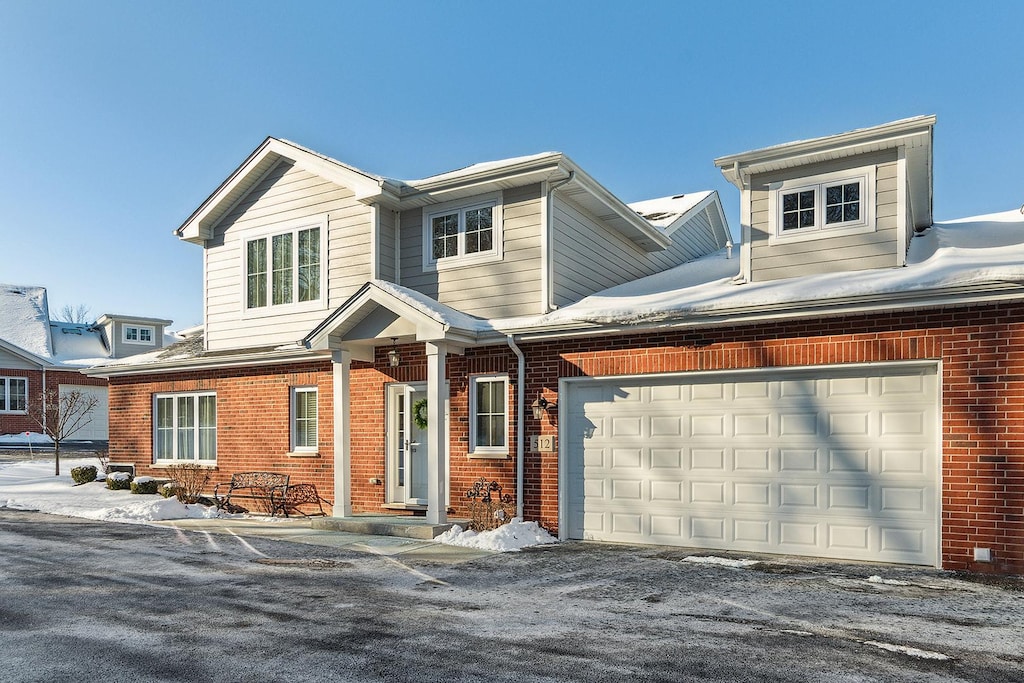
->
[[87, 116, 1024, 574], [0, 283, 173, 441]]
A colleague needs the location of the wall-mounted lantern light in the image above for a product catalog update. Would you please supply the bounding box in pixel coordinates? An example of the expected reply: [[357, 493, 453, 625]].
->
[[388, 338, 400, 367], [531, 393, 556, 420]]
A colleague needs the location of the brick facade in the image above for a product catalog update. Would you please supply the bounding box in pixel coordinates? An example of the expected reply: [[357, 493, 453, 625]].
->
[[107, 301, 1024, 574], [0, 368, 107, 436]]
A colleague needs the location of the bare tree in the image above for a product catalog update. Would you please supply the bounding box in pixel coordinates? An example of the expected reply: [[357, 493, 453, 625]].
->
[[28, 388, 100, 476], [56, 303, 93, 324]]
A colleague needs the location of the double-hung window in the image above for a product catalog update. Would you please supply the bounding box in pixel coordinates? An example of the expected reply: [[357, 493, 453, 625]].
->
[[423, 193, 503, 270], [154, 392, 216, 462], [246, 220, 323, 310], [291, 387, 318, 452], [469, 375, 508, 457], [770, 166, 874, 243], [0, 377, 28, 413]]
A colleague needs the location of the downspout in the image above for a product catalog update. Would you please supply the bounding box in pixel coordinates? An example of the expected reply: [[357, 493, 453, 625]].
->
[[41, 366, 47, 434], [543, 170, 575, 312], [506, 334, 526, 520]]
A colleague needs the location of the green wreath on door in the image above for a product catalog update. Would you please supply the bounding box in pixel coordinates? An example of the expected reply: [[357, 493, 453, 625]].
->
[[412, 398, 429, 430]]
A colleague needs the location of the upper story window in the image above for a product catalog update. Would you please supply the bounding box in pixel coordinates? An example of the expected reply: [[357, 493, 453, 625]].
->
[[154, 392, 217, 463], [422, 193, 503, 271], [769, 165, 875, 244], [246, 219, 323, 311], [0, 377, 28, 413], [469, 375, 508, 457], [123, 324, 155, 345]]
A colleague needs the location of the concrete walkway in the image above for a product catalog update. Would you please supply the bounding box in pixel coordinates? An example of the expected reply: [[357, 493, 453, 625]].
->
[[152, 516, 493, 564]]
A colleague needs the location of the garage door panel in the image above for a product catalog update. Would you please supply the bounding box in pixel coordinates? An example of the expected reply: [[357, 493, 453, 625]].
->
[[566, 365, 938, 565], [58, 385, 108, 441]]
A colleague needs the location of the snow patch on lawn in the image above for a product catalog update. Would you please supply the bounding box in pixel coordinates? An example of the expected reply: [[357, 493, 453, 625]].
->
[[864, 640, 950, 660], [867, 575, 911, 586], [0, 457, 227, 525], [0, 431, 53, 446], [682, 555, 760, 569], [435, 518, 558, 552]]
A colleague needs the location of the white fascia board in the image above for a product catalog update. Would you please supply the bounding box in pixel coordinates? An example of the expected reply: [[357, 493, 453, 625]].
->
[[395, 154, 566, 209], [81, 347, 324, 379], [659, 191, 727, 243], [716, 116, 936, 187]]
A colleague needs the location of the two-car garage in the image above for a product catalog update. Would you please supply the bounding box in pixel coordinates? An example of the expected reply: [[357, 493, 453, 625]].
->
[[562, 364, 939, 566]]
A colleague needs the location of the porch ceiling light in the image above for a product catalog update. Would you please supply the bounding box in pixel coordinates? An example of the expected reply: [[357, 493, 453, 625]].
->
[[388, 338, 400, 367], [531, 393, 556, 420]]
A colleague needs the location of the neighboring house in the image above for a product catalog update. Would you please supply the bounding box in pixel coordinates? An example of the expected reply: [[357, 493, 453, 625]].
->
[[0, 283, 172, 441], [87, 115, 1024, 575]]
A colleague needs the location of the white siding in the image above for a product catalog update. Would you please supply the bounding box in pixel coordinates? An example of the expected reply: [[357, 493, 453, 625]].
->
[[204, 160, 374, 350], [399, 184, 544, 318], [0, 348, 39, 371], [750, 151, 899, 282]]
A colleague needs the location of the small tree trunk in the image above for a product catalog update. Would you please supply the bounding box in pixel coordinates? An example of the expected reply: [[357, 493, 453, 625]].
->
[[54, 440, 61, 477]]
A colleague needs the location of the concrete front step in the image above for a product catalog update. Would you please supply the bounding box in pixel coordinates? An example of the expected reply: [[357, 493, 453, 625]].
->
[[311, 515, 470, 540]]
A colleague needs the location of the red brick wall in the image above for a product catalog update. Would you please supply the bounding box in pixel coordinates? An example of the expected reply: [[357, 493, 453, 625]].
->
[[0, 367, 106, 436], [108, 361, 335, 515], [519, 302, 1024, 575], [106, 300, 1024, 574]]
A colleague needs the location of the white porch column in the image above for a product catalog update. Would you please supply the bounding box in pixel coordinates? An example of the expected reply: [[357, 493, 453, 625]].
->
[[332, 349, 353, 517], [425, 341, 448, 524]]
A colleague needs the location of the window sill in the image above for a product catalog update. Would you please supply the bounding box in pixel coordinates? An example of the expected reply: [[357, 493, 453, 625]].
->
[[467, 451, 509, 460], [287, 451, 320, 458], [768, 222, 875, 246], [152, 462, 218, 469]]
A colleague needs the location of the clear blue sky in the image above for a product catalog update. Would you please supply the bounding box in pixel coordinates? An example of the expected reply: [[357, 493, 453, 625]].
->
[[2, 1, 1021, 330]]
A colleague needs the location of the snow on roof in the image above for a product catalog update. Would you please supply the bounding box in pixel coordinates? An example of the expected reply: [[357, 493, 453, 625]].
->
[[0, 284, 52, 359], [530, 208, 1024, 327], [628, 191, 713, 229], [402, 152, 559, 187], [49, 322, 110, 367]]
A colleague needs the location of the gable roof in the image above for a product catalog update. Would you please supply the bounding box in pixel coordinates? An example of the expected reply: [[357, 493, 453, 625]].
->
[[176, 140, 677, 253]]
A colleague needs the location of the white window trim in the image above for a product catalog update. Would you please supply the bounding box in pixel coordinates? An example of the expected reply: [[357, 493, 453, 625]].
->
[[422, 192, 504, 272], [122, 324, 156, 346], [241, 215, 327, 319], [768, 165, 876, 245], [0, 376, 28, 414], [468, 374, 509, 457], [153, 391, 217, 464], [290, 386, 319, 454]]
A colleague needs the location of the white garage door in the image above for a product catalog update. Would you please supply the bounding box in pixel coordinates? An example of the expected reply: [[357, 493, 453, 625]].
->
[[58, 385, 109, 441], [564, 365, 938, 566]]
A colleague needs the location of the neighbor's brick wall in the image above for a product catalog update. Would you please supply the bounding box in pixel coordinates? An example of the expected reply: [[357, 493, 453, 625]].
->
[[518, 302, 1024, 575], [0, 368, 106, 436]]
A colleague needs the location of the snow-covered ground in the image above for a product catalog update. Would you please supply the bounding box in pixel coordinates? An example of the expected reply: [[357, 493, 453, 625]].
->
[[0, 456, 556, 551]]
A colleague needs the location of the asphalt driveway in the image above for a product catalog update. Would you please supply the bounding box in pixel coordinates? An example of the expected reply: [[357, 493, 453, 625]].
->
[[0, 508, 1021, 683]]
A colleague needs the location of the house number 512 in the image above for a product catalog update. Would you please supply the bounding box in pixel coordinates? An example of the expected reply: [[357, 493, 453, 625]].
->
[[530, 435, 557, 453]]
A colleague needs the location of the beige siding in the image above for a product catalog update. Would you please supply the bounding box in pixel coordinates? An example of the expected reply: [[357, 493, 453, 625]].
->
[[551, 197, 718, 307], [377, 208, 397, 283], [750, 151, 899, 282], [204, 160, 373, 351], [399, 184, 544, 318], [0, 348, 38, 371]]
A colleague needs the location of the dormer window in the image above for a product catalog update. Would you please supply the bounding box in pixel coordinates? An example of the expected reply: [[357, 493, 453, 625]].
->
[[123, 324, 156, 345], [422, 193, 503, 271], [245, 218, 324, 311], [769, 166, 875, 244]]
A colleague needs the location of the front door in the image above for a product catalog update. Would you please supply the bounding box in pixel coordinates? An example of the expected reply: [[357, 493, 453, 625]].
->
[[387, 382, 449, 507], [389, 383, 428, 504]]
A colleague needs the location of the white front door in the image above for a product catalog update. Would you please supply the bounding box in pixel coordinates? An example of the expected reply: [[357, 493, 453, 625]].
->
[[388, 383, 428, 504], [387, 382, 450, 507]]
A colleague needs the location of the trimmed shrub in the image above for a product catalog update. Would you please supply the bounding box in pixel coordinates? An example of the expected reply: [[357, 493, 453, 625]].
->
[[160, 482, 178, 498], [164, 463, 211, 504], [130, 476, 159, 495], [106, 471, 133, 491], [71, 466, 98, 484]]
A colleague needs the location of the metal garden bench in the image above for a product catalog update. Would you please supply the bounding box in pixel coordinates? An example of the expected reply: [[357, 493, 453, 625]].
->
[[213, 472, 289, 516]]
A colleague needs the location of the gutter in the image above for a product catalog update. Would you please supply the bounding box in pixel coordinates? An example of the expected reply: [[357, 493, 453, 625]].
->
[[543, 170, 576, 312], [506, 335, 526, 520]]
